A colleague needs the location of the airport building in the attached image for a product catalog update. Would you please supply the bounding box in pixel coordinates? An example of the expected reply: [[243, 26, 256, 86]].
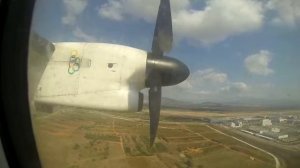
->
[[246, 125, 289, 140], [230, 121, 243, 128], [271, 127, 280, 133], [279, 117, 287, 123], [262, 119, 272, 126], [262, 132, 288, 140]]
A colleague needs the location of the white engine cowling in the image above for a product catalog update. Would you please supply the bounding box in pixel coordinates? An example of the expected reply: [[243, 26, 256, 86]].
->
[[34, 42, 147, 112], [35, 90, 143, 112]]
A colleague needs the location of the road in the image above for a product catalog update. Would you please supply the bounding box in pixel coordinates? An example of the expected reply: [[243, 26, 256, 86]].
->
[[213, 126, 300, 168], [206, 125, 280, 168]]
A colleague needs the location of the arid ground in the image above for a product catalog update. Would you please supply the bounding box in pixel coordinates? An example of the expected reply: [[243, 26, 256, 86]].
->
[[32, 107, 276, 168]]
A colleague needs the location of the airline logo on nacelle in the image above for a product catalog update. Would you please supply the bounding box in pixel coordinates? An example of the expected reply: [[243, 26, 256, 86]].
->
[[68, 50, 81, 75]]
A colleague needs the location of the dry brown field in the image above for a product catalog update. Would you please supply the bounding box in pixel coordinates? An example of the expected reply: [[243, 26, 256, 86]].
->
[[32, 107, 275, 168]]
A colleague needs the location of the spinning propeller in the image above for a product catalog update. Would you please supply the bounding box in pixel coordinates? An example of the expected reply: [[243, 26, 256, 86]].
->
[[146, 0, 190, 146]]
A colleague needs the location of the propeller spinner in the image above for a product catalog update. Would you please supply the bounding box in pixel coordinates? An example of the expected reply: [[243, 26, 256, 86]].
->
[[146, 0, 189, 147]]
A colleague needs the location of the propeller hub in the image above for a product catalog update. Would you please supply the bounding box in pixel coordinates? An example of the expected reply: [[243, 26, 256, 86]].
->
[[146, 56, 190, 87]]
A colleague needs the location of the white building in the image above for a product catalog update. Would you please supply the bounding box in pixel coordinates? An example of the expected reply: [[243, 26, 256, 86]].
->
[[278, 134, 288, 139], [279, 117, 287, 123], [271, 127, 280, 133], [231, 121, 243, 128], [262, 119, 272, 126], [263, 132, 288, 140]]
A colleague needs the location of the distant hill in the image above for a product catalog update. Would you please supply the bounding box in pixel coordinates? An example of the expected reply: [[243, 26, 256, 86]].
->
[[161, 97, 193, 108], [161, 98, 233, 111], [150, 97, 300, 112]]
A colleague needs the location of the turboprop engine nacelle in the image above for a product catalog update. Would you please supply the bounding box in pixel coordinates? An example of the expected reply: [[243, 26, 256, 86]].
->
[[34, 42, 147, 112]]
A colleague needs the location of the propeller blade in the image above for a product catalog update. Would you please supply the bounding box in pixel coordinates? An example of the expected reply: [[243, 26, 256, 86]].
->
[[148, 71, 162, 147], [151, 0, 173, 56], [30, 32, 55, 57]]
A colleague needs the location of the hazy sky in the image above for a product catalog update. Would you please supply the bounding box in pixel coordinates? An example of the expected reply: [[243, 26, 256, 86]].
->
[[31, 0, 300, 106]]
